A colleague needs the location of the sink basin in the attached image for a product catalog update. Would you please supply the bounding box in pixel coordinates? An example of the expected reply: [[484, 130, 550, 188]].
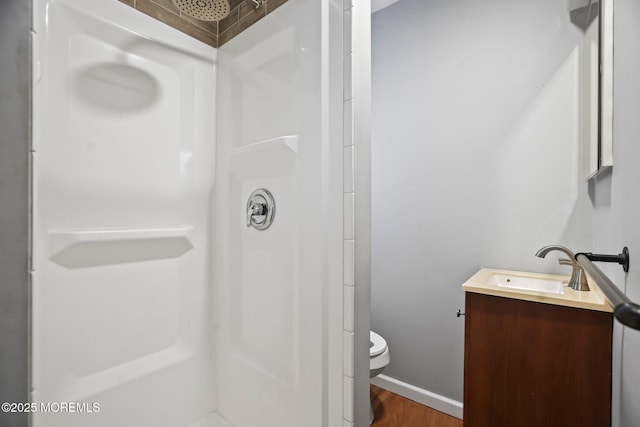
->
[[486, 273, 565, 295]]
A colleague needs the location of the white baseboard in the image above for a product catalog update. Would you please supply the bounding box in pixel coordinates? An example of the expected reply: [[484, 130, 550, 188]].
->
[[371, 374, 463, 420]]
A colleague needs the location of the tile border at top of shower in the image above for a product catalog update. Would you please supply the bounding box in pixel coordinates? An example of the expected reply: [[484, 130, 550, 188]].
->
[[118, 0, 290, 48]]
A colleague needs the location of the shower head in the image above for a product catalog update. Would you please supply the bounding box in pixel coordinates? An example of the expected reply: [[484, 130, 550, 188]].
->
[[172, 0, 231, 21]]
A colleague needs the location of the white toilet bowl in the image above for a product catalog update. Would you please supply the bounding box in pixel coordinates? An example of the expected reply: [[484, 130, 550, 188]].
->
[[370, 331, 390, 424]]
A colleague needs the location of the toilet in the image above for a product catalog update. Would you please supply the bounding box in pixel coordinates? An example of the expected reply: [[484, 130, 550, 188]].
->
[[370, 330, 390, 424]]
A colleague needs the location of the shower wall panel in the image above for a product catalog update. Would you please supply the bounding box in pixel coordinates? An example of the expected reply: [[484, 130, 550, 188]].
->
[[215, 1, 345, 426], [32, 1, 216, 426]]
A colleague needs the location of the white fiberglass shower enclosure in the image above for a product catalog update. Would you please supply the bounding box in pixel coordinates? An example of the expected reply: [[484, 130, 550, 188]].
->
[[31, 0, 351, 426]]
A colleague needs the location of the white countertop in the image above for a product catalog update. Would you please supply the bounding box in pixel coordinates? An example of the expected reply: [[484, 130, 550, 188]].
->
[[462, 268, 614, 313]]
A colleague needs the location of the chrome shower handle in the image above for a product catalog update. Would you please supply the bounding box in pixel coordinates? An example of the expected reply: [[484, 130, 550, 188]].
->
[[246, 189, 275, 230], [246, 202, 266, 227]]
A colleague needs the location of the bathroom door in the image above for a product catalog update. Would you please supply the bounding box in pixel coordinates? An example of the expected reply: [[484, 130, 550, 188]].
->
[[31, 1, 216, 426]]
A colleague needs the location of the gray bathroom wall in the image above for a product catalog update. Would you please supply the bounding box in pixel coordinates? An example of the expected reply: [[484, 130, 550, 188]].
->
[[371, 0, 593, 405], [0, 0, 30, 426], [591, 0, 640, 426]]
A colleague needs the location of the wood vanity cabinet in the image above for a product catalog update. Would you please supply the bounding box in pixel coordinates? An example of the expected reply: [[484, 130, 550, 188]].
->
[[463, 292, 613, 427]]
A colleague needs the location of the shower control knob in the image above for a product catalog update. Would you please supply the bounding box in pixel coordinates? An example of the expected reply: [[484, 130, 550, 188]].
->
[[246, 189, 275, 230]]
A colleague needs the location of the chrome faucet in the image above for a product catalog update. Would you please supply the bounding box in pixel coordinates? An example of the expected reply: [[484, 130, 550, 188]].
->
[[535, 245, 590, 291]]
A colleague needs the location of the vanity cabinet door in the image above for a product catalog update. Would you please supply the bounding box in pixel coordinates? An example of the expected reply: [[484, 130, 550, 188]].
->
[[463, 292, 613, 427]]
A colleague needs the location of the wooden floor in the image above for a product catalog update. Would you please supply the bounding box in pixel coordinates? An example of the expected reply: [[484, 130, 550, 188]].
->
[[370, 385, 463, 427]]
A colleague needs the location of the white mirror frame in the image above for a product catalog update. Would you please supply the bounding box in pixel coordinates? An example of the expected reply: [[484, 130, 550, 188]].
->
[[584, 0, 613, 180], [598, 0, 613, 174]]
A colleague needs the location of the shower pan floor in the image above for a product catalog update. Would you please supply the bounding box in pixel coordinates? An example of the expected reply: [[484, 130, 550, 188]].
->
[[189, 413, 236, 427]]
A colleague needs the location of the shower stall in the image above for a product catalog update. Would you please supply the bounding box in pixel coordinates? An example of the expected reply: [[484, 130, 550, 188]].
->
[[28, 0, 369, 426]]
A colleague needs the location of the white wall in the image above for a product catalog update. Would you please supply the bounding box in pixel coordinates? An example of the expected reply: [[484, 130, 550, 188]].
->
[[591, 0, 640, 425], [349, 0, 374, 426], [371, 0, 592, 405]]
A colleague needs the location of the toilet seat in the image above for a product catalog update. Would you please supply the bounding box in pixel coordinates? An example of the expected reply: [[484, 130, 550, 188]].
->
[[370, 331, 387, 357], [370, 346, 390, 372], [369, 330, 390, 424]]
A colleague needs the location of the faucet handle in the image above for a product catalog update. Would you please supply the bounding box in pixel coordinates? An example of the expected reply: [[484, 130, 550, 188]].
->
[[536, 247, 589, 291]]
